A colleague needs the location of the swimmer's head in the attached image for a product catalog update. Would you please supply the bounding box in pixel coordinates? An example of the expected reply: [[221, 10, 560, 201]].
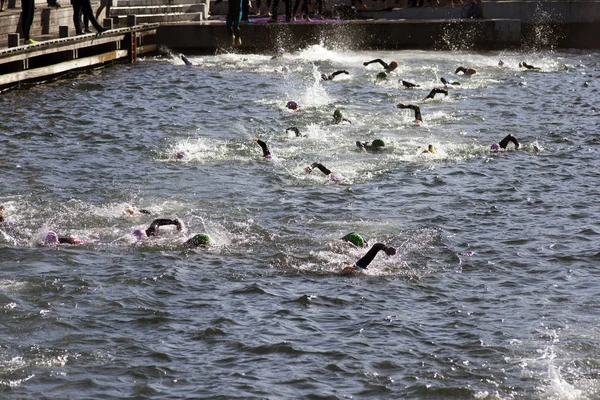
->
[[176, 151, 185, 159], [188, 233, 211, 247], [498, 59, 504, 66], [45, 231, 59, 245], [321, 73, 328, 81], [333, 109, 343, 123], [428, 144, 436, 153], [386, 61, 398, 72], [133, 228, 146, 240], [376, 71, 387, 81], [345, 233, 366, 247], [126, 204, 136, 215], [330, 173, 342, 183], [372, 139, 385, 148], [277, 47, 285, 56], [491, 143, 500, 152], [286, 101, 298, 110], [264, 154, 272, 159], [466, 68, 477, 75]]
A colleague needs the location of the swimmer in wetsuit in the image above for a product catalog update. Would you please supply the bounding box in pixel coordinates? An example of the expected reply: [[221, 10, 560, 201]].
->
[[254, 138, 272, 159], [286, 127, 308, 137], [363, 59, 398, 73], [441, 77, 460, 86], [401, 80, 419, 88], [180, 53, 193, 66], [333, 109, 351, 124], [423, 88, 448, 100], [491, 134, 520, 151], [455, 66, 477, 75], [519, 61, 540, 71], [396, 103, 422, 122], [304, 162, 342, 182], [356, 139, 385, 152], [44, 231, 86, 245], [134, 218, 183, 239], [341, 242, 397, 274], [321, 70, 349, 81]]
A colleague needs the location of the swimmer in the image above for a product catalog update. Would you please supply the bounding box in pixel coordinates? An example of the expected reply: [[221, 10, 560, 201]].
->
[[498, 59, 505, 66], [44, 230, 86, 245], [126, 204, 151, 215], [375, 72, 388, 82], [286, 101, 298, 111], [396, 103, 422, 122], [519, 61, 541, 71], [183, 233, 211, 248], [441, 77, 460, 86], [491, 134, 520, 151], [421, 144, 436, 153], [401, 80, 419, 88], [253, 138, 272, 159], [286, 127, 308, 138], [271, 47, 285, 60], [455, 66, 477, 75], [180, 53, 193, 66], [321, 70, 349, 81], [423, 88, 448, 100], [304, 162, 342, 183], [0, 205, 5, 224], [333, 109, 351, 124], [341, 242, 397, 275], [134, 218, 183, 239], [363, 59, 398, 73], [342, 232, 367, 247], [356, 139, 385, 152]]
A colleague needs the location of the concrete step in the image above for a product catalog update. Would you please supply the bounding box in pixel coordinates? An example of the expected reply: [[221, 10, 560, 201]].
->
[[116, 0, 201, 6], [131, 11, 203, 22], [111, 3, 204, 15]]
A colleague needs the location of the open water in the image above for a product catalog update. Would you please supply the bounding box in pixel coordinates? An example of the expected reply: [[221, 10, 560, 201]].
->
[[1, 45, 599, 399]]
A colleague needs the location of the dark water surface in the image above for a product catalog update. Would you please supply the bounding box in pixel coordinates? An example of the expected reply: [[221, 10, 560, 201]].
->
[[1, 47, 599, 399]]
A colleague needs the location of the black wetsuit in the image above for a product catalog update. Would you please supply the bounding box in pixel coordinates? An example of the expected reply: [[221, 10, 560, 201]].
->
[[364, 59, 391, 70], [310, 163, 332, 176], [146, 219, 182, 237], [323, 70, 349, 81], [455, 66, 469, 74], [180, 54, 193, 66], [401, 80, 419, 88], [354, 243, 396, 269], [520, 62, 540, 70], [399, 104, 422, 122], [256, 139, 271, 157], [424, 88, 448, 100], [498, 134, 520, 150], [286, 127, 303, 137]]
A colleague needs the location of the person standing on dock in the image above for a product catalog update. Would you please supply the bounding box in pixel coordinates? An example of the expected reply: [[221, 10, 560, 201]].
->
[[72, 0, 108, 35], [226, 0, 243, 46], [20, 0, 37, 44]]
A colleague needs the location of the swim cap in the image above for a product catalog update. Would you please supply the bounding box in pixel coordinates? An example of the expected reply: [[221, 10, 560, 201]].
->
[[491, 143, 500, 151], [277, 47, 285, 56], [333, 109, 342, 121], [376, 72, 387, 81], [466, 68, 477, 75], [387, 60, 398, 71], [345, 233, 366, 247], [286, 101, 298, 110], [330, 174, 342, 183], [498, 59, 504, 66], [176, 151, 185, 159], [428, 144, 436, 153], [265, 154, 272, 159], [45, 231, 59, 245], [188, 233, 211, 247], [133, 228, 146, 240], [321, 73, 327, 81], [372, 139, 385, 148]]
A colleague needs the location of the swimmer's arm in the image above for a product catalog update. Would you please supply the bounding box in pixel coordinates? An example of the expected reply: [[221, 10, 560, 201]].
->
[[330, 70, 349, 79], [310, 163, 332, 176], [363, 59, 388, 69], [354, 243, 396, 269], [146, 219, 182, 236]]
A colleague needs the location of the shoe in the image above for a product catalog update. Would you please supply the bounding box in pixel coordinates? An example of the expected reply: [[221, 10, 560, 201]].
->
[[96, 27, 108, 34], [25, 38, 38, 45], [84, 29, 92, 33]]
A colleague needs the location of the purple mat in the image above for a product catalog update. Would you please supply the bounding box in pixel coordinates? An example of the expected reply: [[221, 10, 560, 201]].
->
[[212, 16, 346, 23]]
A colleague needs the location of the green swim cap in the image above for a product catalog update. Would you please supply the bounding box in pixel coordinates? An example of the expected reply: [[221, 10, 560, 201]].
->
[[376, 72, 387, 80], [189, 233, 211, 247], [372, 139, 385, 148], [333, 109, 342, 119], [345, 233, 366, 247]]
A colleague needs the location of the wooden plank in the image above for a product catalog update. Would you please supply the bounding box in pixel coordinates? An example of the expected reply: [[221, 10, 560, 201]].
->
[[0, 50, 129, 86]]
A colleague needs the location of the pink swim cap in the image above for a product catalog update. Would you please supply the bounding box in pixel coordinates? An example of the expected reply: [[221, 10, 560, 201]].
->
[[176, 151, 185, 159], [133, 229, 145, 240], [330, 174, 342, 183], [45, 231, 59, 244], [491, 143, 500, 151]]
